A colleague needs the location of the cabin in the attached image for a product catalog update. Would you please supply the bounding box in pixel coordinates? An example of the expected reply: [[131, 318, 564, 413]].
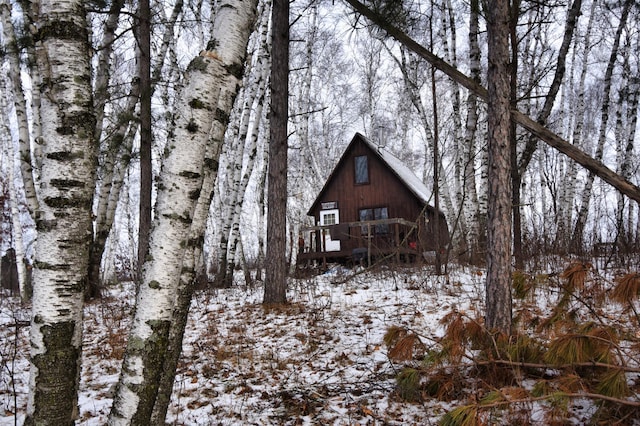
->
[[297, 132, 449, 268]]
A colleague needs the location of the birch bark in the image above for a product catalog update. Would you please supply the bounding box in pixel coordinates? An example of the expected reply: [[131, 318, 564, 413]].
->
[[26, 0, 96, 423], [0, 85, 29, 300], [571, 0, 631, 251], [150, 103, 227, 424], [108, 1, 257, 423], [461, 0, 483, 264], [0, 2, 40, 219], [614, 49, 639, 248], [224, 1, 270, 285]]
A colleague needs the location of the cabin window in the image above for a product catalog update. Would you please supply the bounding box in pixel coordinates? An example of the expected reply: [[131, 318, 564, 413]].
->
[[359, 207, 389, 235], [354, 155, 369, 184], [323, 212, 337, 225]]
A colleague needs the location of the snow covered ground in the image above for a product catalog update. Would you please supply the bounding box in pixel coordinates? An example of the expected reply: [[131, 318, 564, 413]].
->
[[1, 261, 638, 425]]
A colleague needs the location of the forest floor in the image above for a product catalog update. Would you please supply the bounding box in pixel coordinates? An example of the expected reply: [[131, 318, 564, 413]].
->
[[1, 257, 639, 425]]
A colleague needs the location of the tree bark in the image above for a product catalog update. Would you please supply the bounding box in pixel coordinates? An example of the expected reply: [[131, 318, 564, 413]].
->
[[264, 0, 290, 304], [150, 107, 226, 424], [26, 0, 96, 423], [137, 0, 152, 281], [461, 0, 483, 264], [485, 0, 513, 334], [108, 1, 257, 423]]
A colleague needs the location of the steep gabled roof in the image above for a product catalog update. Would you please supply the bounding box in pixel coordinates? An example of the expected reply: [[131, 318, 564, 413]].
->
[[308, 132, 433, 215]]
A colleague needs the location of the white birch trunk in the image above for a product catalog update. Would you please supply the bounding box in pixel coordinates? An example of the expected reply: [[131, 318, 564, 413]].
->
[[615, 61, 638, 245], [93, 0, 126, 145], [108, 1, 257, 423], [216, 98, 251, 285], [0, 2, 40, 218], [460, 0, 483, 262], [556, 0, 596, 245], [224, 1, 271, 282], [0, 93, 30, 300], [571, 0, 631, 251], [89, 0, 184, 296], [150, 108, 226, 423], [26, 0, 96, 423], [226, 90, 266, 279]]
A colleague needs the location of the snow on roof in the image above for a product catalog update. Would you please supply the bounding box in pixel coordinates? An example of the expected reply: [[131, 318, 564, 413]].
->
[[357, 133, 433, 206]]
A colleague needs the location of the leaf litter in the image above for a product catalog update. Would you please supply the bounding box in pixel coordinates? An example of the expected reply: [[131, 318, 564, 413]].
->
[[1, 262, 639, 425]]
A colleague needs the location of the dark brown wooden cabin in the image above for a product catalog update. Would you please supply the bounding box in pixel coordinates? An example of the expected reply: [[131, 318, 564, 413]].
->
[[297, 132, 449, 268]]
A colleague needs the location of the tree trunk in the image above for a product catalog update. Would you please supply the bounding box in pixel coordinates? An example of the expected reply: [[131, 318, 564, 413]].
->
[[137, 0, 152, 281], [571, 0, 631, 251], [26, 1, 96, 423], [264, 0, 290, 304], [108, 1, 257, 423], [509, 0, 522, 269], [0, 95, 30, 300], [485, 0, 513, 334], [556, 0, 596, 250], [461, 0, 483, 264], [86, 0, 184, 298], [1, 1, 40, 219], [150, 121, 224, 424]]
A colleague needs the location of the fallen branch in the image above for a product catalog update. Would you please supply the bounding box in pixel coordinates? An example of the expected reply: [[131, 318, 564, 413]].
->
[[343, 0, 640, 204]]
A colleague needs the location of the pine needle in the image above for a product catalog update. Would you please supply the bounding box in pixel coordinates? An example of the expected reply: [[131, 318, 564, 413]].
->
[[596, 369, 630, 399], [610, 273, 640, 304], [388, 333, 420, 361], [545, 326, 616, 366], [512, 270, 534, 299], [439, 404, 479, 426], [396, 367, 421, 401], [560, 262, 592, 292], [383, 325, 407, 347]]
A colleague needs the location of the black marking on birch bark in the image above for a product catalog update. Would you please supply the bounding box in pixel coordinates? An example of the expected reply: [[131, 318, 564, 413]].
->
[[51, 179, 85, 189], [47, 150, 85, 161]]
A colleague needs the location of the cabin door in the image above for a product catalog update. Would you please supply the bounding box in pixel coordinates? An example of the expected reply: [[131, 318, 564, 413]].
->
[[320, 209, 341, 252]]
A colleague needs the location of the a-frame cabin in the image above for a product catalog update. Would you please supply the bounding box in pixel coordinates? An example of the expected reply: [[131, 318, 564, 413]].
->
[[297, 132, 449, 268]]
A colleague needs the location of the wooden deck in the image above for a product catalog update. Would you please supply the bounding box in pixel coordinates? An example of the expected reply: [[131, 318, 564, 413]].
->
[[296, 218, 422, 269]]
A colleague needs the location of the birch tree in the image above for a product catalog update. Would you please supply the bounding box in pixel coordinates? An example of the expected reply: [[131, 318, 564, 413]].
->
[[555, 0, 598, 249], [614, 49, 638, 251], [460, 0, 485, 264], [108, 1, 258, 423], [0, 83, 29, 299], [25, 0, 96, 423], [87, 0, 184, 297], [571, 0, 632, 251], [0, 1, 39, 219], [215, 0, 271, 287]]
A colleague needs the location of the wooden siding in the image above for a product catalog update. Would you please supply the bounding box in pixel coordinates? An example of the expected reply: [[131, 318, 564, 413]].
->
[[310, 138, 423, 224]]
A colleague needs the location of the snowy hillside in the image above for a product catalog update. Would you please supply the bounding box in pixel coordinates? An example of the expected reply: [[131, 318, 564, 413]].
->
[[2, 261, 639, 425]]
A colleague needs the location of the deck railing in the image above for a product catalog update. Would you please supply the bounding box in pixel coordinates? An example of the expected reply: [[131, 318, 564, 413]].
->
[[297, 217, 421, 266]]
